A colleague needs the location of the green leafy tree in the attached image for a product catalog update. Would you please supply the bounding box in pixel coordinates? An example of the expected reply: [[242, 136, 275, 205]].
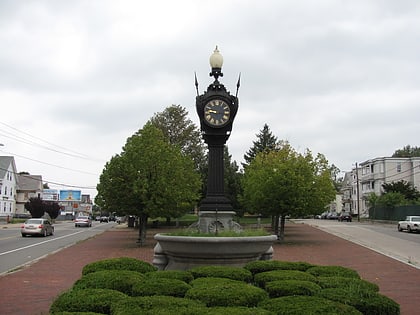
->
[[149, 105, 206, 172], [224, 146, 243, 214], [392, 145, 420, 157], [96, 123, 201, 245], [382, 180, 420, 201], [24, 197, 45, 218], [243, 124, 278, 168], [241, 142, 335, 240]]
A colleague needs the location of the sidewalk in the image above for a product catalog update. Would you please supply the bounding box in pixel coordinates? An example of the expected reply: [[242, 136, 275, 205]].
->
[[0, 223, 419, 315]]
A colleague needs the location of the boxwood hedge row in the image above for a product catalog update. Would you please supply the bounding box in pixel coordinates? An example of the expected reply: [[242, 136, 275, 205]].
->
[[50, 259, 399, 315]]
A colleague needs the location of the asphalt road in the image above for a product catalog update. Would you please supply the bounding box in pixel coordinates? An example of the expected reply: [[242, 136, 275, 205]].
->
[[0, 221, 116, 275], [295, 219, 420, 269]]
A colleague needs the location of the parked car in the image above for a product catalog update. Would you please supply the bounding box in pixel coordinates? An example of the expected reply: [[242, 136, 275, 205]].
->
[[338, 212, 352, 222], [326, 212, 339, 220], [398, 216, 420, 233], [21, 218, 54, 237], [100, 216, 109, 223], [75, 216, 92, 227]]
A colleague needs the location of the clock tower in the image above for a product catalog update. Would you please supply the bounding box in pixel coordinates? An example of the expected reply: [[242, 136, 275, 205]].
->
[[195, 47, 240, 233]]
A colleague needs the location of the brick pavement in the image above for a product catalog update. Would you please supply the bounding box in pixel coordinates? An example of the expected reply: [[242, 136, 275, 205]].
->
[[0, 223, 419, 314]]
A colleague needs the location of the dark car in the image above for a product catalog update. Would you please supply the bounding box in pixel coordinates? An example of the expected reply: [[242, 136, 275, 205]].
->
[[338, 212, 352, 222]]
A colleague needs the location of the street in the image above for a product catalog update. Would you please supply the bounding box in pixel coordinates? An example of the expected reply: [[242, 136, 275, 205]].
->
[[295, 219, 420, 269], [0, 221, 116, 275]]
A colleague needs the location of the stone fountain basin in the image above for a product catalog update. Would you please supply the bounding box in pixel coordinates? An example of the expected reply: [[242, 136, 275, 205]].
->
[[153, 234, 277, 270]]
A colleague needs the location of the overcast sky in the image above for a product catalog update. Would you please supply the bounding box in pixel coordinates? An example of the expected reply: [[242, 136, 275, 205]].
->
[[1, 0, 419, 199]]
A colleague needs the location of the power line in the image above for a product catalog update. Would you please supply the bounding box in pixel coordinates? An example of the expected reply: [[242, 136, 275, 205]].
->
[[0, 121, 105, 162], [1, 150, 99, 176], [0, 166, 97, 190]]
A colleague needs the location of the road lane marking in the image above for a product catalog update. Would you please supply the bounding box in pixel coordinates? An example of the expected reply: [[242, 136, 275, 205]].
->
[[0, 229, 96, 256]]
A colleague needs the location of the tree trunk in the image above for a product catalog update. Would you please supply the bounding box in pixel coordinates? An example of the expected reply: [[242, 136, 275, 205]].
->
[[137, 213, 148, 246], [274, 214, 280, 240], [278, 215, 286, 241]]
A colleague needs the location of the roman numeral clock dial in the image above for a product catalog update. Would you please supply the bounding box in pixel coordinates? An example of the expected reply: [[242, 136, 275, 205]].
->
[[204, 99, 231, 127]]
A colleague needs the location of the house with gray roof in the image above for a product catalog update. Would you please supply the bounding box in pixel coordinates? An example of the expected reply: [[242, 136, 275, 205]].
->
[[0, 156, 18, 217], [16, 174, 43, 215]]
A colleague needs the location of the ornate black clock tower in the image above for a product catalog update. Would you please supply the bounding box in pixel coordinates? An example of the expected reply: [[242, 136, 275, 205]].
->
[[195, 47, 240, 233]]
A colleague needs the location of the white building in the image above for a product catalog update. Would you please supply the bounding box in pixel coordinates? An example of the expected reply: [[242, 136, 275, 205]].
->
[[342, 157, 420, 218], [0, 156, 18, 217]]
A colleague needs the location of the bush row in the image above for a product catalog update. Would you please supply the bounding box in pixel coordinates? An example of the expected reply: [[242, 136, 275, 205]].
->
[[50, 258, 400, 315]]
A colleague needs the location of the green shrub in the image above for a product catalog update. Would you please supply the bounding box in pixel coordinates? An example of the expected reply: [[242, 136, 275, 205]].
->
[[50, 288, 127, 314], [186, 277, 268, 307], [73, 270, 144, 295], [265, 280, 321, 298], [317, 276, 379, 292], [306, 265, 360, 279], [254, 270, 317, 287], [82, 257, 156, 275], [132, 278, 191, 297], [52, 312, 105, 315], [259, 295, 363, 315], [245, 260, 313, 275], [110, 296, 206, 315], [145, 270, 194, 283], [318, 288, 400, 315], [189, 265, 253, 282], [205, 306, 274, 315]]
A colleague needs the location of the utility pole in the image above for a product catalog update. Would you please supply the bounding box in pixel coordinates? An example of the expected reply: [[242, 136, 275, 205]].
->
[[355, 162, 360, 222]]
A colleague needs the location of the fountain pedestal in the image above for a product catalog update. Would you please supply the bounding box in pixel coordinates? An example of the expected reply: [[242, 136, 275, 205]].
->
[[153, 234, 276, 271]]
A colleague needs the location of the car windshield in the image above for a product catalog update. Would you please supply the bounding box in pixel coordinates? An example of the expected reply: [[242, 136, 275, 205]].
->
[[78, 216, 89, 219], [26, 219, 42, 224], [412, 217, 420, 222]]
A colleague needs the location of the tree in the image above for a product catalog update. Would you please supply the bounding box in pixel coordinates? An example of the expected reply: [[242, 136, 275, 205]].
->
[[149, 105, 206, 172], [44, 201, 61, 220], [241, 142, 335, 240], [243, 124, 278, 168], [382, 180, 420, 201], [224, 146, 243, 214], [392, 145, 420, 157], [96, 123, 201, 245], [24, 197, 45, 218], [23, 197, 61, 219]]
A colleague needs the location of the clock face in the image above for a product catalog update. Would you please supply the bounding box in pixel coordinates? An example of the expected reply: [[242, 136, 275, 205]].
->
[[204, 99, 231, 127]]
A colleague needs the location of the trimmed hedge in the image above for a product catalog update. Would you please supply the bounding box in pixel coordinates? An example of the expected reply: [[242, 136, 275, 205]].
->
[[189, 265, 253, 282], [306, 265, 360, 279], [317, 276, 379, 292], [186, 277, 268, 307], [259, 295, 363, 315], [73, 270, 144, 295], [145, 270, 194, 283], [265, 280, 321, 298], [245, 260, 314, 275], [50, 288, 127, 314], [50, 258, 399, 314], [318, 288, 400, 315], [81, 257, 156, 275], [132, 278, 191, 297], [110, 296, 206, 315], [254, 270, 317, 287]]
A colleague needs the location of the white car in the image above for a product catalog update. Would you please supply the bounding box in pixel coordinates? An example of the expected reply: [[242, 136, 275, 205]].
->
[[75, 216, 92, 227], [398, 216, 420, 233]]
